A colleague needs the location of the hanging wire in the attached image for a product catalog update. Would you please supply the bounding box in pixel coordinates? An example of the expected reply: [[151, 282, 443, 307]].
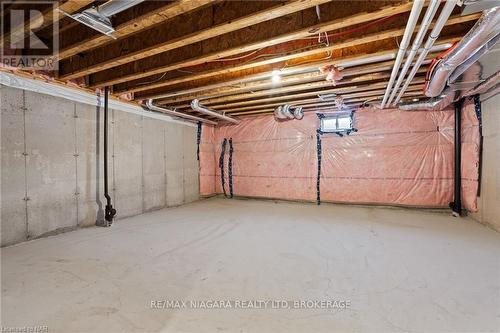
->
[[135, 14, 399, 85]]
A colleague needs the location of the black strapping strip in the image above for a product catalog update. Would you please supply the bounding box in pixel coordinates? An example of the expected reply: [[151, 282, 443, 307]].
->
[[474, 95, 483, 196], [196, 121, 202, 161], [219, 138, 228, 197], [228, 138, 234, 198], [316, 131, 322, 205]]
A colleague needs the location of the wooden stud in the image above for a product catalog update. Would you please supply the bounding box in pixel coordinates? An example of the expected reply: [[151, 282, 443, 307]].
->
[[59, 0, 332, 80]]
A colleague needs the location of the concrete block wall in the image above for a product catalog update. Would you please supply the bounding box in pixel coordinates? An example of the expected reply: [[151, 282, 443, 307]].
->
[[1, 85, 199, 247]]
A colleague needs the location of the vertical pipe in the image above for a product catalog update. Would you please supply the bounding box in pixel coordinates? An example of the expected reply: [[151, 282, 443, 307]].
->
[[473, 95, 483, 196], [316, 131, 322, 205], [103, 86, 116, 225], [386, 0, 440, 106], [393, 0, 457, 105], [380, 0, 424, 108], [228, 138, 234, 198], [451, 98, 463, 217]]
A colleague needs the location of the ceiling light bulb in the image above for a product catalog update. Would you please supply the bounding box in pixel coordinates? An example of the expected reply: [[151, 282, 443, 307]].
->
[[271, 70, 281, 83]]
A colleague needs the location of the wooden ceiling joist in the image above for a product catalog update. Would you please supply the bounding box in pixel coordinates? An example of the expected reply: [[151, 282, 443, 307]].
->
[[57, 0, 212, 61], [89, 1, 429, 89], [105, 12, 476, 95], [209, 82, 425, 111], [163, 79, 425, 110], [226, 87, 424, 116], [214, 84, 424, 113], [59, 0, 333, 81], [173, 72, 402, 107], [154, 57, 434, 105], [230, 94, 425, 116], [133, 44, 449, 102], [138, 71, 326, 102]]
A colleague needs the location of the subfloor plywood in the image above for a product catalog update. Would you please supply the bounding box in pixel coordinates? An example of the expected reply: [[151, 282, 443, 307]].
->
[[1, 198, 499, 332]]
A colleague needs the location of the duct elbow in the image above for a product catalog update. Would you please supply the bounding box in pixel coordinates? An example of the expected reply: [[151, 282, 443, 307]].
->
[[274, 105, 304, 120], [425, 7, 500, 97], [399, 89, 456, 111]]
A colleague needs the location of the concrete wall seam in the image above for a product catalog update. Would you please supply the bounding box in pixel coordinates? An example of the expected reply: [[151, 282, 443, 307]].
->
[[1, 85, 200, 247]]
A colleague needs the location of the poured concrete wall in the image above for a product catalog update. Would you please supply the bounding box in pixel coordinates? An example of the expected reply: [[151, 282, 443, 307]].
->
[[471, 93, 500, 232], [1, 85, 199, 247]]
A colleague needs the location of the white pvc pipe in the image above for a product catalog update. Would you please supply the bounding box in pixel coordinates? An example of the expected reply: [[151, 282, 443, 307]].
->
[[380, 0, 424, 108], [386, 0, 440, 106], [393, 0, 458, 105], [146, 99, 217, 125], [191, 99, 241, 124]]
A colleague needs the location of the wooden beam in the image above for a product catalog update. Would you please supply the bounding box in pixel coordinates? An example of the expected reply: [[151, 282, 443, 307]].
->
[[162, 78, 426, 110], [230, 90, 424, 116], [101, 27, 398, 88], [153, 57, 434, 104], [59, 0, 333, 81], [57, 0, 94, 16], [168, 69, 426, 107], [219, 84, 424, 111], [96, 12, 478, 91], [91, 2, 428, 88], [133, 46, 444, 101], [57, 0, 212, 61], [219, 81, 426, 113], [229, 90, 424, 116], [137, 71, 325, 102], [229, 84, 423, 114], [182, 72, 396, 106]]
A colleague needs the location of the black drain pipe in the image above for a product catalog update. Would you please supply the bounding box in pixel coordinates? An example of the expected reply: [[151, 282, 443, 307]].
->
[[103, 87, 116, 225], [450, 98, 463, 217]]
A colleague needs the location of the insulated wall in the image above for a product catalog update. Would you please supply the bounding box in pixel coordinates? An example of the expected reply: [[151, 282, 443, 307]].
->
[[1, 85, 199, 247], [201, 105, 479, 210]]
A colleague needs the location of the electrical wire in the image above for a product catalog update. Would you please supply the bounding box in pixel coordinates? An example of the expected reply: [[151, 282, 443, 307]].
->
[[207, 48, 265, 62], [281, 50, 332, 70], [204, 14, 398, 66], [136, 72, 168, 85], [296, 14, 398, 41], [135, 13, 400, 86]]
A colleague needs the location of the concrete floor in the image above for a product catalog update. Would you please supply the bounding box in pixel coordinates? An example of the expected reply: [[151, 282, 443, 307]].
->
[[2, 198, 499, 333]]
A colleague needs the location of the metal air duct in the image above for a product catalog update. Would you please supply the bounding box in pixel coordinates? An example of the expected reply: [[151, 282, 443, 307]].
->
[[274, 104, 304, 120], [425, 7, 500, 97], [61, 0, 145, 38], [398, 88, 457, 111]]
